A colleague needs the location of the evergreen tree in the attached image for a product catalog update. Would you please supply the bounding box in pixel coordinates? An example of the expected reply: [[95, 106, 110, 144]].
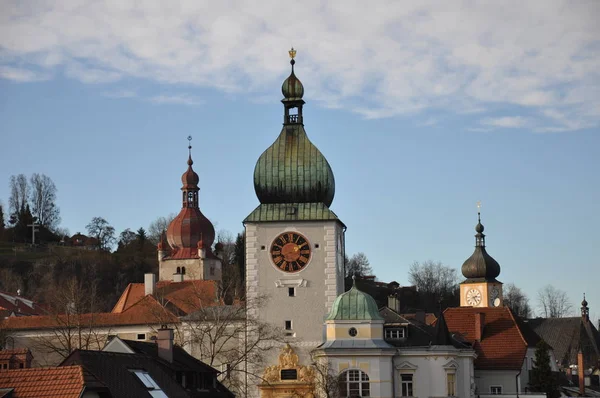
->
[[530, 340, 560, 398], [136, 227, 147, 247], [233, 232, 245, 282]]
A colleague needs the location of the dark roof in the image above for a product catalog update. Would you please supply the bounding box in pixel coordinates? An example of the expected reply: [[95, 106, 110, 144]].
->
[[526, 317, 600, 367], [432, 312, 453, 346], [61, 350, 190, 398], [379, 306, 467, 349], [122, 339, 217, 375]]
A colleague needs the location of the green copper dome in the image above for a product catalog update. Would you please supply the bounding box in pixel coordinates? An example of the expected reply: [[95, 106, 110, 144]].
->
[[253, 50, 335, 207], [254, 125, 335, 206], [327, 282, 383, 321]]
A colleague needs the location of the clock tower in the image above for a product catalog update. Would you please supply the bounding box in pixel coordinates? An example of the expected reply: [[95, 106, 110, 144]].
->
[[459, 210, 503, 308], [244, 49, 346, 386]]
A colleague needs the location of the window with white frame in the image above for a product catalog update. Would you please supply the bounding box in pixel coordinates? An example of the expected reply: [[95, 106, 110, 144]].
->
[[385, 328, 405, 339], [338, 369, 370, 397], [400, 373, 413, 396], [131, 370, 168, 398], [490, 385, 502, 395], [447, 372, 456, 396]]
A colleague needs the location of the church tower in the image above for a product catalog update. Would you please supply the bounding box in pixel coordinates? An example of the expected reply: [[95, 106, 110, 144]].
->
[[459, 208, 503, 308], [244, 49, 346, 360], [157, 138, 221, 282]]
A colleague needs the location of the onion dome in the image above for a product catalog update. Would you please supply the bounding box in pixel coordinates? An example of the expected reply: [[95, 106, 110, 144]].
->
[[182, 154, 199, 188], [254, 49, 335, 207], [166, 138, 216, 259], [282, 48, 304, 100], [582, 294, 588, 307], [327, 277, 383, 320], [461, 212, 501, 281]]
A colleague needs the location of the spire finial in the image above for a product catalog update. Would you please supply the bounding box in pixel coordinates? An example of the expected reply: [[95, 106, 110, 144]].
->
[[187, 136, 193, 166], [477, 200, 482, 222], [289, 47, 296, 69], [352, 274, 357, 286]]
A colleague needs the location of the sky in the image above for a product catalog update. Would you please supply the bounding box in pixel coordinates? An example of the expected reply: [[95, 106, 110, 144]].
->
[[0, 0, 599, 318]]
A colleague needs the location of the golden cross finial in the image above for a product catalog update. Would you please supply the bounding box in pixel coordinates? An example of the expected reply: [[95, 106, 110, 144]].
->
[[289, 47, 296, 59], [476, 200, 482, 212]]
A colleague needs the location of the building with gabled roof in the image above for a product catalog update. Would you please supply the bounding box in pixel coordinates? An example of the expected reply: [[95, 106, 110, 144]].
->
[[0, 291, 41, 319], [441, 212, 554, 396]]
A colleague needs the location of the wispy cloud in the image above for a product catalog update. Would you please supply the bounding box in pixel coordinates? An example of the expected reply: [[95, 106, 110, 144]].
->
[[481, 116, 531, 128], [0, 66, 48, 82], [0, 0, 598, 131], [103, 89, 137, 99], [148, 94, 204, 106]]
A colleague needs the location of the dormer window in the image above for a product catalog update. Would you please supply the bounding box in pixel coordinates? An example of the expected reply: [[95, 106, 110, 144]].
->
[[385, 327, 406, 339]]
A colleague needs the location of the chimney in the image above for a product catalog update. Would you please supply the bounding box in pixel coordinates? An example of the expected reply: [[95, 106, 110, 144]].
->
[[474, 312, 485, 341], [172, 273, 183, 283], [578, 350, 584, 396], [157, 326, 174, 363], [388, 295, 400, 313], [144, 273, 156, 296]]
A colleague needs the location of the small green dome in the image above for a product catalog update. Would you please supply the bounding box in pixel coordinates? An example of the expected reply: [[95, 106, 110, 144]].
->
[[327, 282, 383, 321], [282, 63, 304, 99]]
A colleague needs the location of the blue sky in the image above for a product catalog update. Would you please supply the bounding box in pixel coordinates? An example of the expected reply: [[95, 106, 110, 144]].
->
[[0, 1, 599, 317]]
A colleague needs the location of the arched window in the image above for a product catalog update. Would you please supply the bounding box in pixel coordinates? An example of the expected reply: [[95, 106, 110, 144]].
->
[[176, 267, 181, 274], [181, 267, 186, 275], [338, 369, 370, 397]]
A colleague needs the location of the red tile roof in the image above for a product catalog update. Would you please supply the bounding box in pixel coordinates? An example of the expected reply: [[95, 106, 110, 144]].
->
[[0, 365, 86, 397], [1, 295, 178, 331], [0, 349, 30, 361], [112, 279, 218, 315], [443, 307, 528, 370]]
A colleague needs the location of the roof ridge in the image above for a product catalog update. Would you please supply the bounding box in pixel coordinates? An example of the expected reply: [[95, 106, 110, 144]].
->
[[506, 306, 529, 348], [111, 283, 134, 313]]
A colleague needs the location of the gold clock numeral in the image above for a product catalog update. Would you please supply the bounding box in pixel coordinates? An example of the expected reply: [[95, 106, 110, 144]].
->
[[271, 250, 281, 256], [273, 256, 282, 264], [298, 256, 308, 264]]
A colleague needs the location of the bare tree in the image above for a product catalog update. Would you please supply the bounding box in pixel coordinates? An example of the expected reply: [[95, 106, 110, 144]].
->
[[345, 252, 373, 277], [29, 173, 61, 230], [86, 217, 116, 250], [503, 283, 532, 318], [148, 213, 176, 244], [538, 285, 573, 318], [32, 277, 109, 364], [409, 260, 459, 310], [8, 174, 30, 220], [176, 289, 284, 397], [309, 352, 341, 398]]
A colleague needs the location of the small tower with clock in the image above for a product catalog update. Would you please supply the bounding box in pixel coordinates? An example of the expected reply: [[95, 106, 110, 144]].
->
[[244, 49, 346, 370], [459, 207, 503, 308]]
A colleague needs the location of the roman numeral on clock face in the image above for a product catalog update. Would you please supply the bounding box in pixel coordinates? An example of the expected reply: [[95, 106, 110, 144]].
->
[[270, 232, 311, 273]]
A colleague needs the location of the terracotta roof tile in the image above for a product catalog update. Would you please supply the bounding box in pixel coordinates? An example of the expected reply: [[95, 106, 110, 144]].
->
[[0, 365, 86, 397], [112, 280, 218, 315], [0, 349, 29, 361], [1, 296, 178, 331], [443, 307, 527, 370]]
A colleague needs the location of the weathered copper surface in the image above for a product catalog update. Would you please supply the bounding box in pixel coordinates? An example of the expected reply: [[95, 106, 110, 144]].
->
[[253, 124, 335, 207]]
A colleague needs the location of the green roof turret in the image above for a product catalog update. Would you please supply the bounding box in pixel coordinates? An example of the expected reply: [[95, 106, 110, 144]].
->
[[253, 49, 335, 207], [327, 277, 383, 321]]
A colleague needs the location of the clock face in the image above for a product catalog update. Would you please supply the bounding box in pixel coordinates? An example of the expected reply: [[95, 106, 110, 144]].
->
[[489, 287, 500, 306], [466, 288, 482, 306], [270, 232, 311, 273]]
